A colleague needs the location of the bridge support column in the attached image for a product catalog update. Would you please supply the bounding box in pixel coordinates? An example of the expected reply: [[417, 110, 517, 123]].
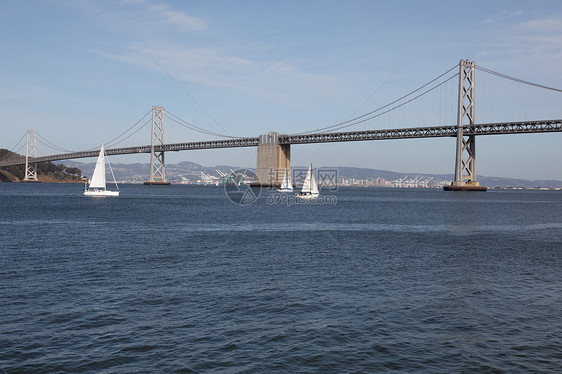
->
[[145, 106, 170, 185], [254, 132, 290, 187], [444, 60, 486, 191], [22, 130, 40, 183]]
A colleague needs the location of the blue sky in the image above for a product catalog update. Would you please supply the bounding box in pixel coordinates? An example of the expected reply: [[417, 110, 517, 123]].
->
[[1, 0, 561, 180]]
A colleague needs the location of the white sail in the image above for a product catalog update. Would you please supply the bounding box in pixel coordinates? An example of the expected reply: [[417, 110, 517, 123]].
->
[[277, 169, 293, 192], [88, 145, 107, 189], [285, 170, 293, 191], [301, 164, 318, 196], [310, 169, 319, 195], [280, 170, 288, 189], [84, 144, 119, 197], [302, 164, 312, 193]]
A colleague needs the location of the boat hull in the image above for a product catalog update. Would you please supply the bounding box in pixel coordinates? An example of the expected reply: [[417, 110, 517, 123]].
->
[[84, 189, 119, 197], [296, 193, 319, 200], [277, 188, 294, 193]]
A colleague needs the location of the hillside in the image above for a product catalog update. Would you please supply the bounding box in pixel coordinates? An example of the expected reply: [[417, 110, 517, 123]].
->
[[2, 150, 559, 188], [0, 149, 83, 183], [63, 160, 562, 188]]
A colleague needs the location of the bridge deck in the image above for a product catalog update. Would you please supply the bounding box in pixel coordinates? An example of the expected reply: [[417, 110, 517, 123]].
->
[[1, 120, 560, 167], [279, 120, 561, 144]]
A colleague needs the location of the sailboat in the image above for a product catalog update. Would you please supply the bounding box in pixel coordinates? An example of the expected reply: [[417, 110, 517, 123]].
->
[[296, 164, 319, 199], [277, 169, 293, 192], [83, 145, 119, 197]]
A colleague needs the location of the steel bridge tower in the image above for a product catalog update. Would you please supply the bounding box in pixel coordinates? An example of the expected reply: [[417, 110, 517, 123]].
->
[[444, 60, 487, 191], [145, 106, 170, 185], [23, 130, 39, 182]]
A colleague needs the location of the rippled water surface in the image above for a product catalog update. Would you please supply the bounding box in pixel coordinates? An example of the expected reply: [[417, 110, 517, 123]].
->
[[1, 184, 560, 373]]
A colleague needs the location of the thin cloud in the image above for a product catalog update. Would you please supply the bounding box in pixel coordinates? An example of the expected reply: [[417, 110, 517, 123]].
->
[[476, 13, 562, 78], [147, 3, 206, 31], [101, 43, 338, 107], [519, 17, 562, 33], [513, 16, 562, 56], [61, 0, 206, 35], [484, 9, 524, 23]]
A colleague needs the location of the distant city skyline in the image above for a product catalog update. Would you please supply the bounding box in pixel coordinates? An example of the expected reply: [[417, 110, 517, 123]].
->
[[65, 159, 562, 189], [1, 0, 561, 180]]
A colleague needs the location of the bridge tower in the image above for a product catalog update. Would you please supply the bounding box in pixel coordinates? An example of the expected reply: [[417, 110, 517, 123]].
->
[[254, 132, 291, 187], [22, 130, 39, 182], [145, 106, 170, 185], [444, 60, 487, 191]]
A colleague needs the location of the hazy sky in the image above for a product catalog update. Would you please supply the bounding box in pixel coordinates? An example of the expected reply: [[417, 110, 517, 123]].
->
[[1, 0, 561, 180]]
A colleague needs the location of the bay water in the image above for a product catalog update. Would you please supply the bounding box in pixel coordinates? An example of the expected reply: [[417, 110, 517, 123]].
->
[[0, 183, 560, 373]]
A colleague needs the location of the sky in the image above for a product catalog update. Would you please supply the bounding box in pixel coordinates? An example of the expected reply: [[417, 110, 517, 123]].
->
[[1, 0, 561, 180]]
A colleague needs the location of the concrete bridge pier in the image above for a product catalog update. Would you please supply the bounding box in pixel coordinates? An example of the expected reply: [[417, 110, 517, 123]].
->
[[254, 132, 290, 187]]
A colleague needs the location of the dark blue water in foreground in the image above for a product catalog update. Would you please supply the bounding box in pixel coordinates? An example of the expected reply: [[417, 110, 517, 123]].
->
[[0, 183, 560, 373]]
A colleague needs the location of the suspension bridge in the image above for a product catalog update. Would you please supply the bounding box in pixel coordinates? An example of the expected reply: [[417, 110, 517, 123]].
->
[[1, 59, 561, 190]]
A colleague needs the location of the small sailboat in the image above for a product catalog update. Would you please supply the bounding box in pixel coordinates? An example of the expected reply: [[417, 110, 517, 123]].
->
[[296, 164, 319, 199], [83, 145, 119, 197], [277, 169, 293, 192]]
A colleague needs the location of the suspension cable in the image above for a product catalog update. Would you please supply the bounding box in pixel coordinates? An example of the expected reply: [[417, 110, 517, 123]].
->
[[0, 142, 26, 163], [102, 109, 152, 148], [314, 73, 459, 133], [293, 64, 459, 135], [166, 111, 240, 138], [0, 133, 27, 162], [5, 109, 154, 157], [36, 133, 75, 153], [346, 57, 411, 123], [476, 65, 562, 93], [166, 116, 235, 138], [105, 117, 152, 148]]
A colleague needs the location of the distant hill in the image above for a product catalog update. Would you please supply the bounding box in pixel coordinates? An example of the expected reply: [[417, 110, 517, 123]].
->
[[0, 149, 83, 183], [63, 159, 562, 188], [2, 149, 559, 188], [64, 160, 223, 184], [3, 150, 560, 188]]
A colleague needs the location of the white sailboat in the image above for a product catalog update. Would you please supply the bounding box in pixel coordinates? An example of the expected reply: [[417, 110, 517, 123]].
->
[[83, 145, 119, 197], [277, 169, 293, 192], [296, 164, 319, 199]]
